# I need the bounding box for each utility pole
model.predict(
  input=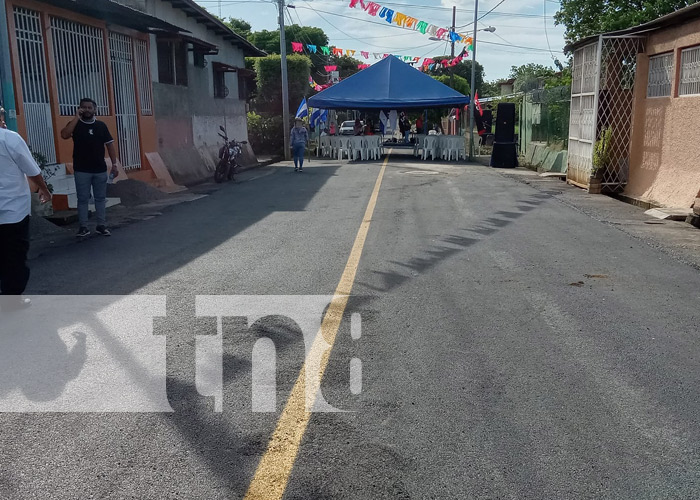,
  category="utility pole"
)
[450,5,456,89]
[468,0,478,160]
[278,0,291,160]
